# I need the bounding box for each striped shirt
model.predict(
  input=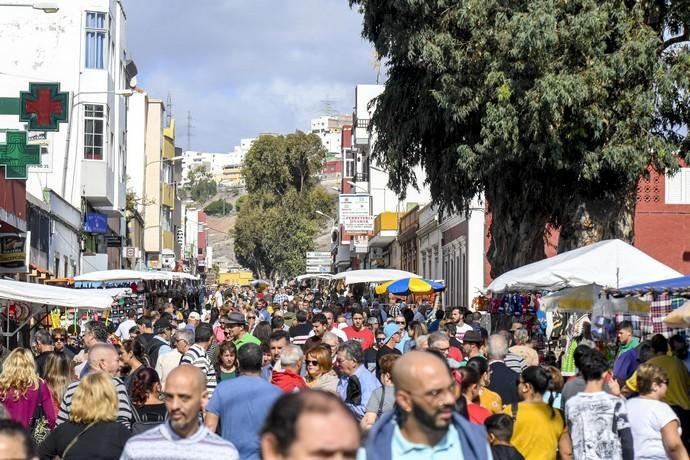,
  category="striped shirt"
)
[56,376,134,429]
[180,344,217,396]
[505,352,527,374]
[120,421,238,460]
